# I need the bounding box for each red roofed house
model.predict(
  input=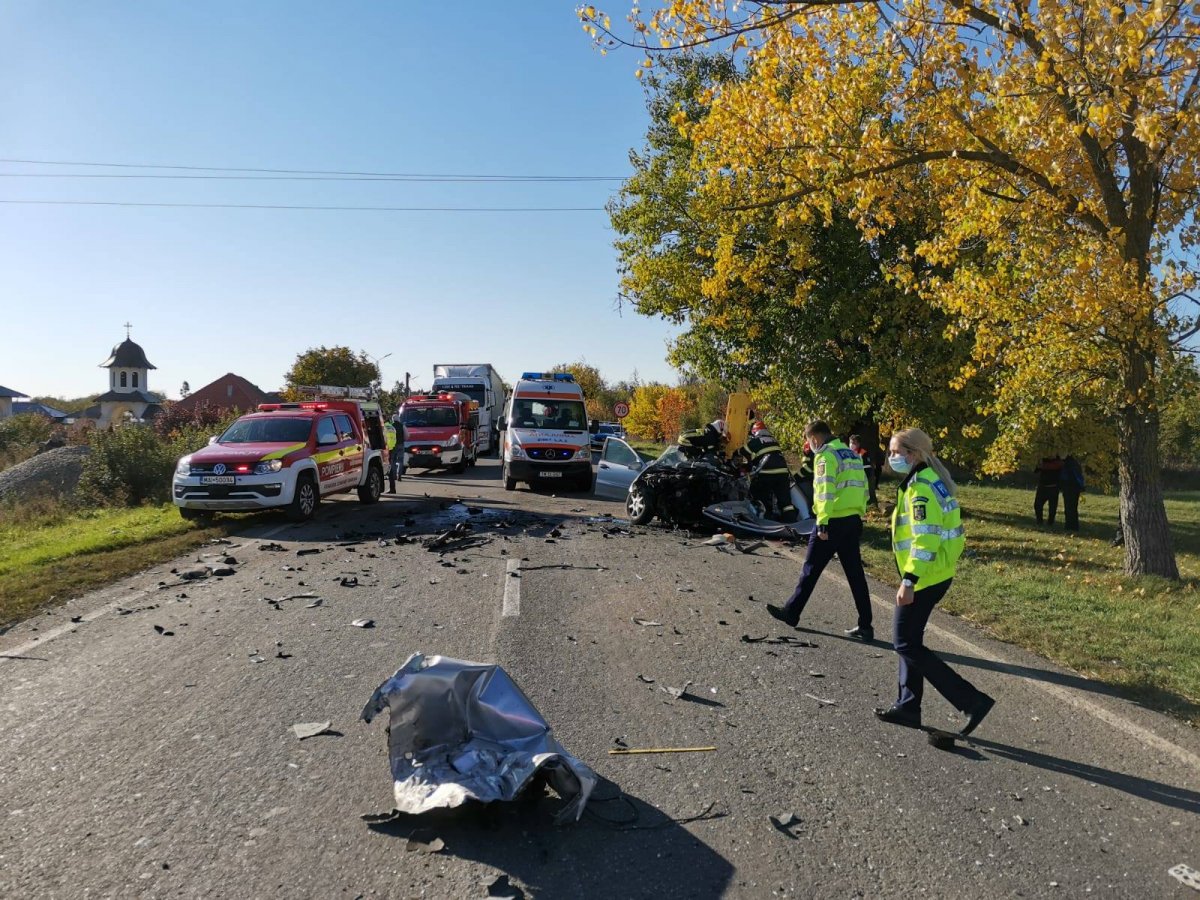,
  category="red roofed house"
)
[173,373,282,415]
